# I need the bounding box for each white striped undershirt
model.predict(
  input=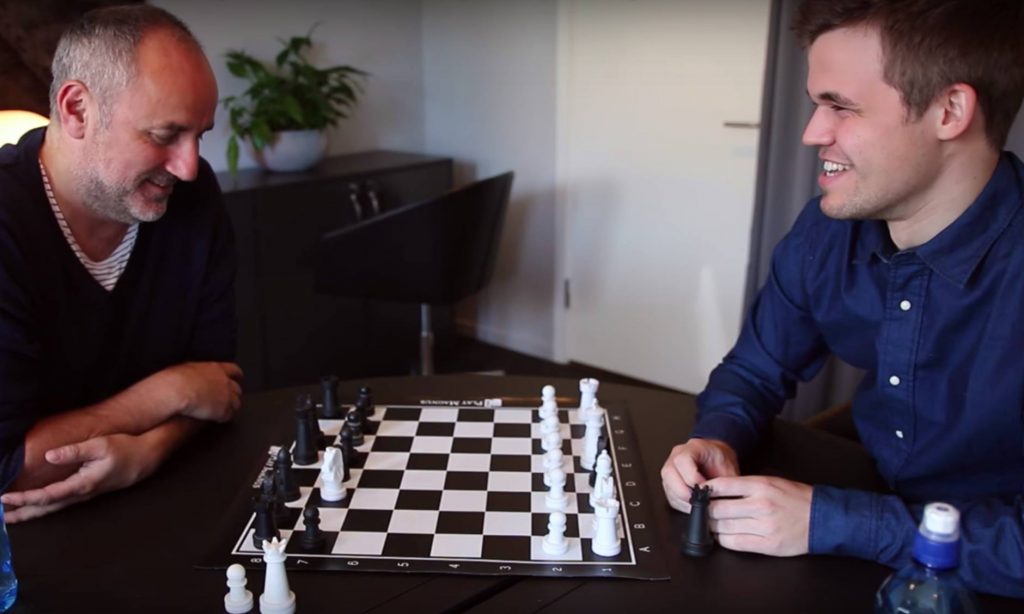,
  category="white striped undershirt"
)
[38,160,138,292]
